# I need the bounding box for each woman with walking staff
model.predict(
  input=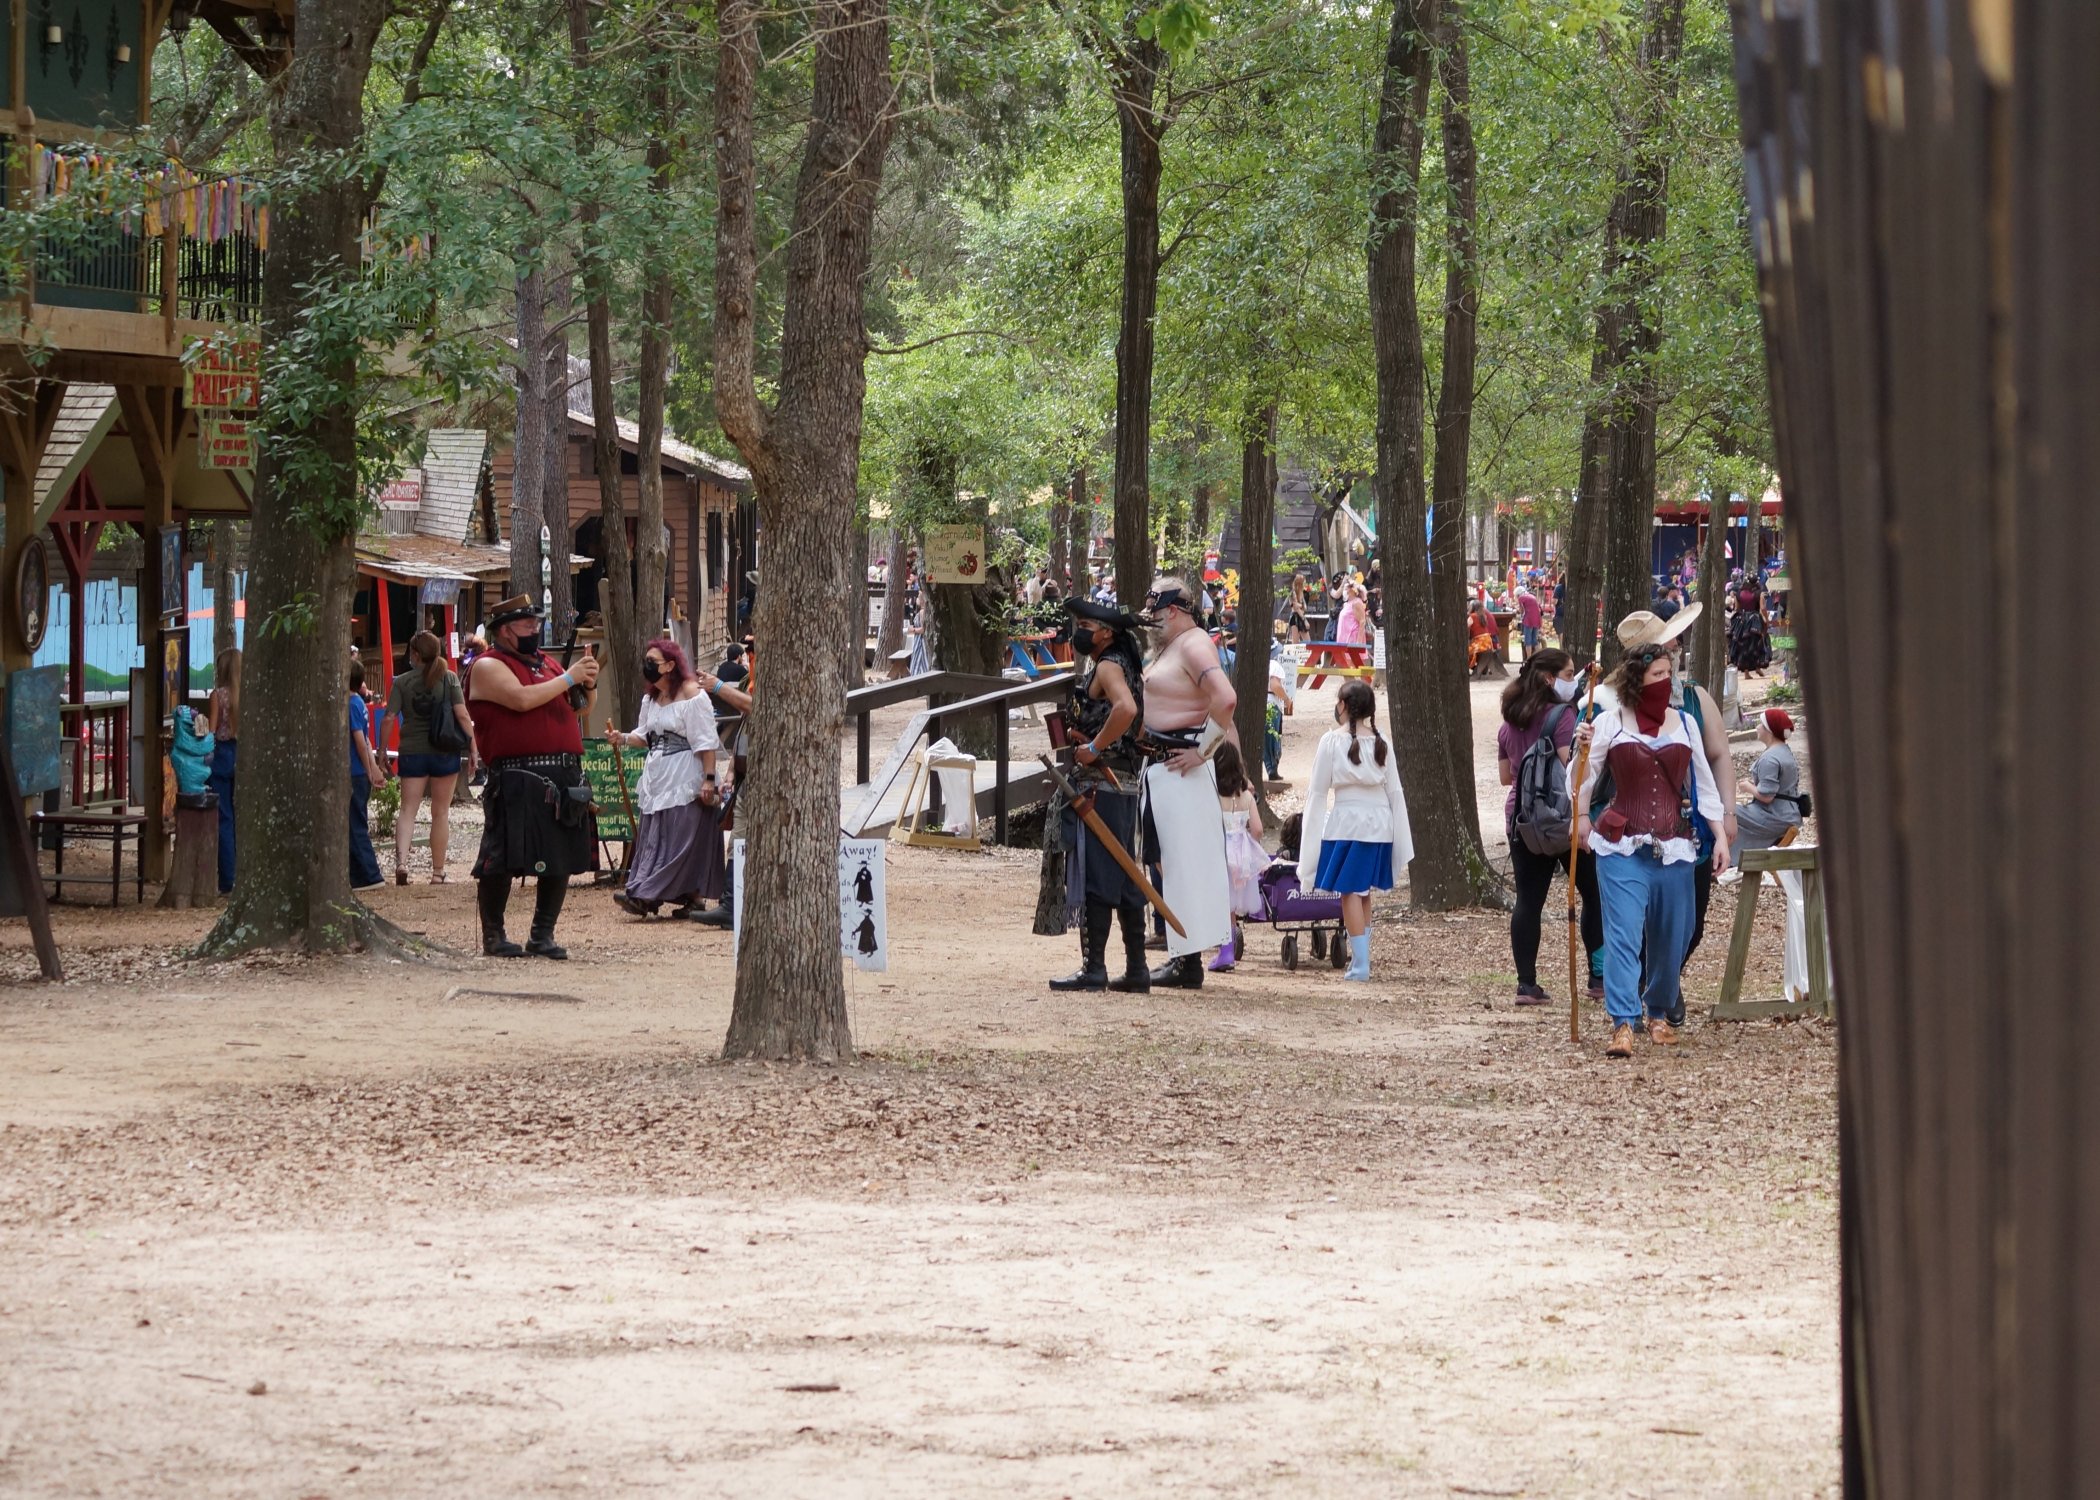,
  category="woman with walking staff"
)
[608,638,729,920]
[1575,611,1731,1056]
